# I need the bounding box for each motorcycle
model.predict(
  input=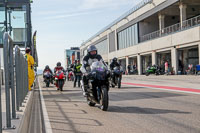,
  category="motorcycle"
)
[68,71,74,81]
[111,66,123,88]
[55,70,65,91]
[145,65,161,76]
[81,61,110,111]
[43,71,52,87]
[130,68,138,75]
